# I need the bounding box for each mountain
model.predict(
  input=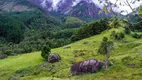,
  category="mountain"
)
[0,0,39,12]
[0,0,117,19]
[27,0,114,19]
